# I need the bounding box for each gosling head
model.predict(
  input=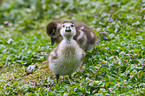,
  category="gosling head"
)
[60,20,76,39]
[46,20,61,45]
